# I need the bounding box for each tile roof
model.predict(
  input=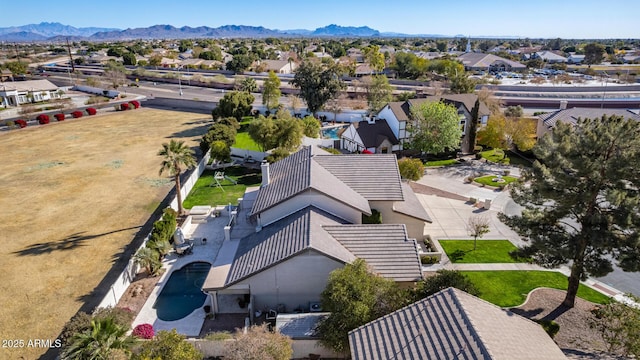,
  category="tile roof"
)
[457,52,526,70]
[394,182,432,223]
[250,147,371,216]
[536,51,567,62]
[353,120,399,148]
[314,154,404,201]
[323,224,422,282]
[539,108,640,128]
[224,206,354,288]
[349,287,567,360]
[261,59,290,71]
